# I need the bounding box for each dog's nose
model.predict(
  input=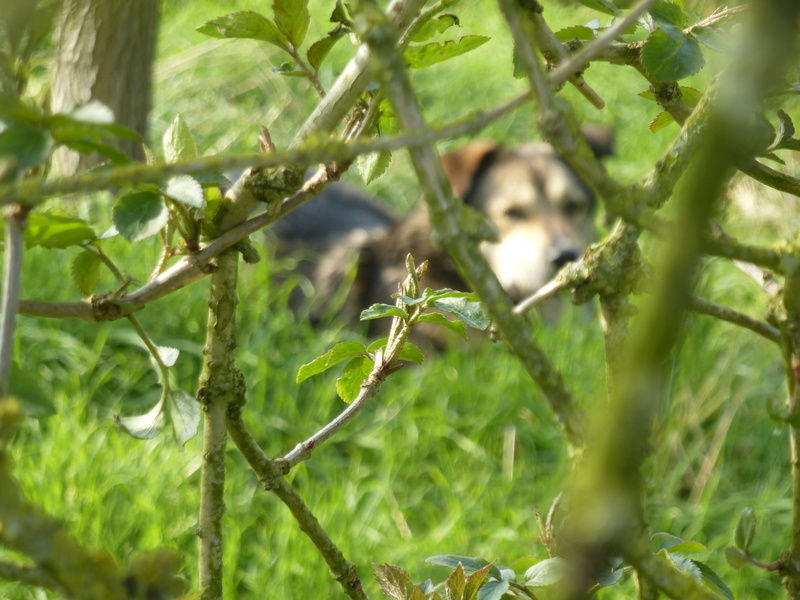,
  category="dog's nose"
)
[551,248,579,270]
